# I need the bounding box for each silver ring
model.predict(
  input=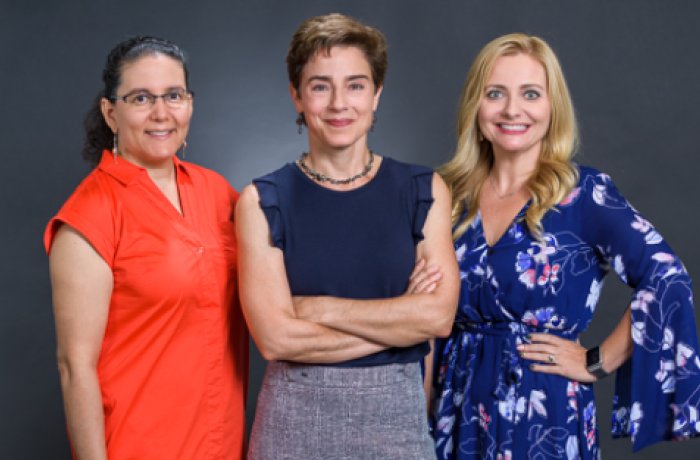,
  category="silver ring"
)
[547,354,556,364]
